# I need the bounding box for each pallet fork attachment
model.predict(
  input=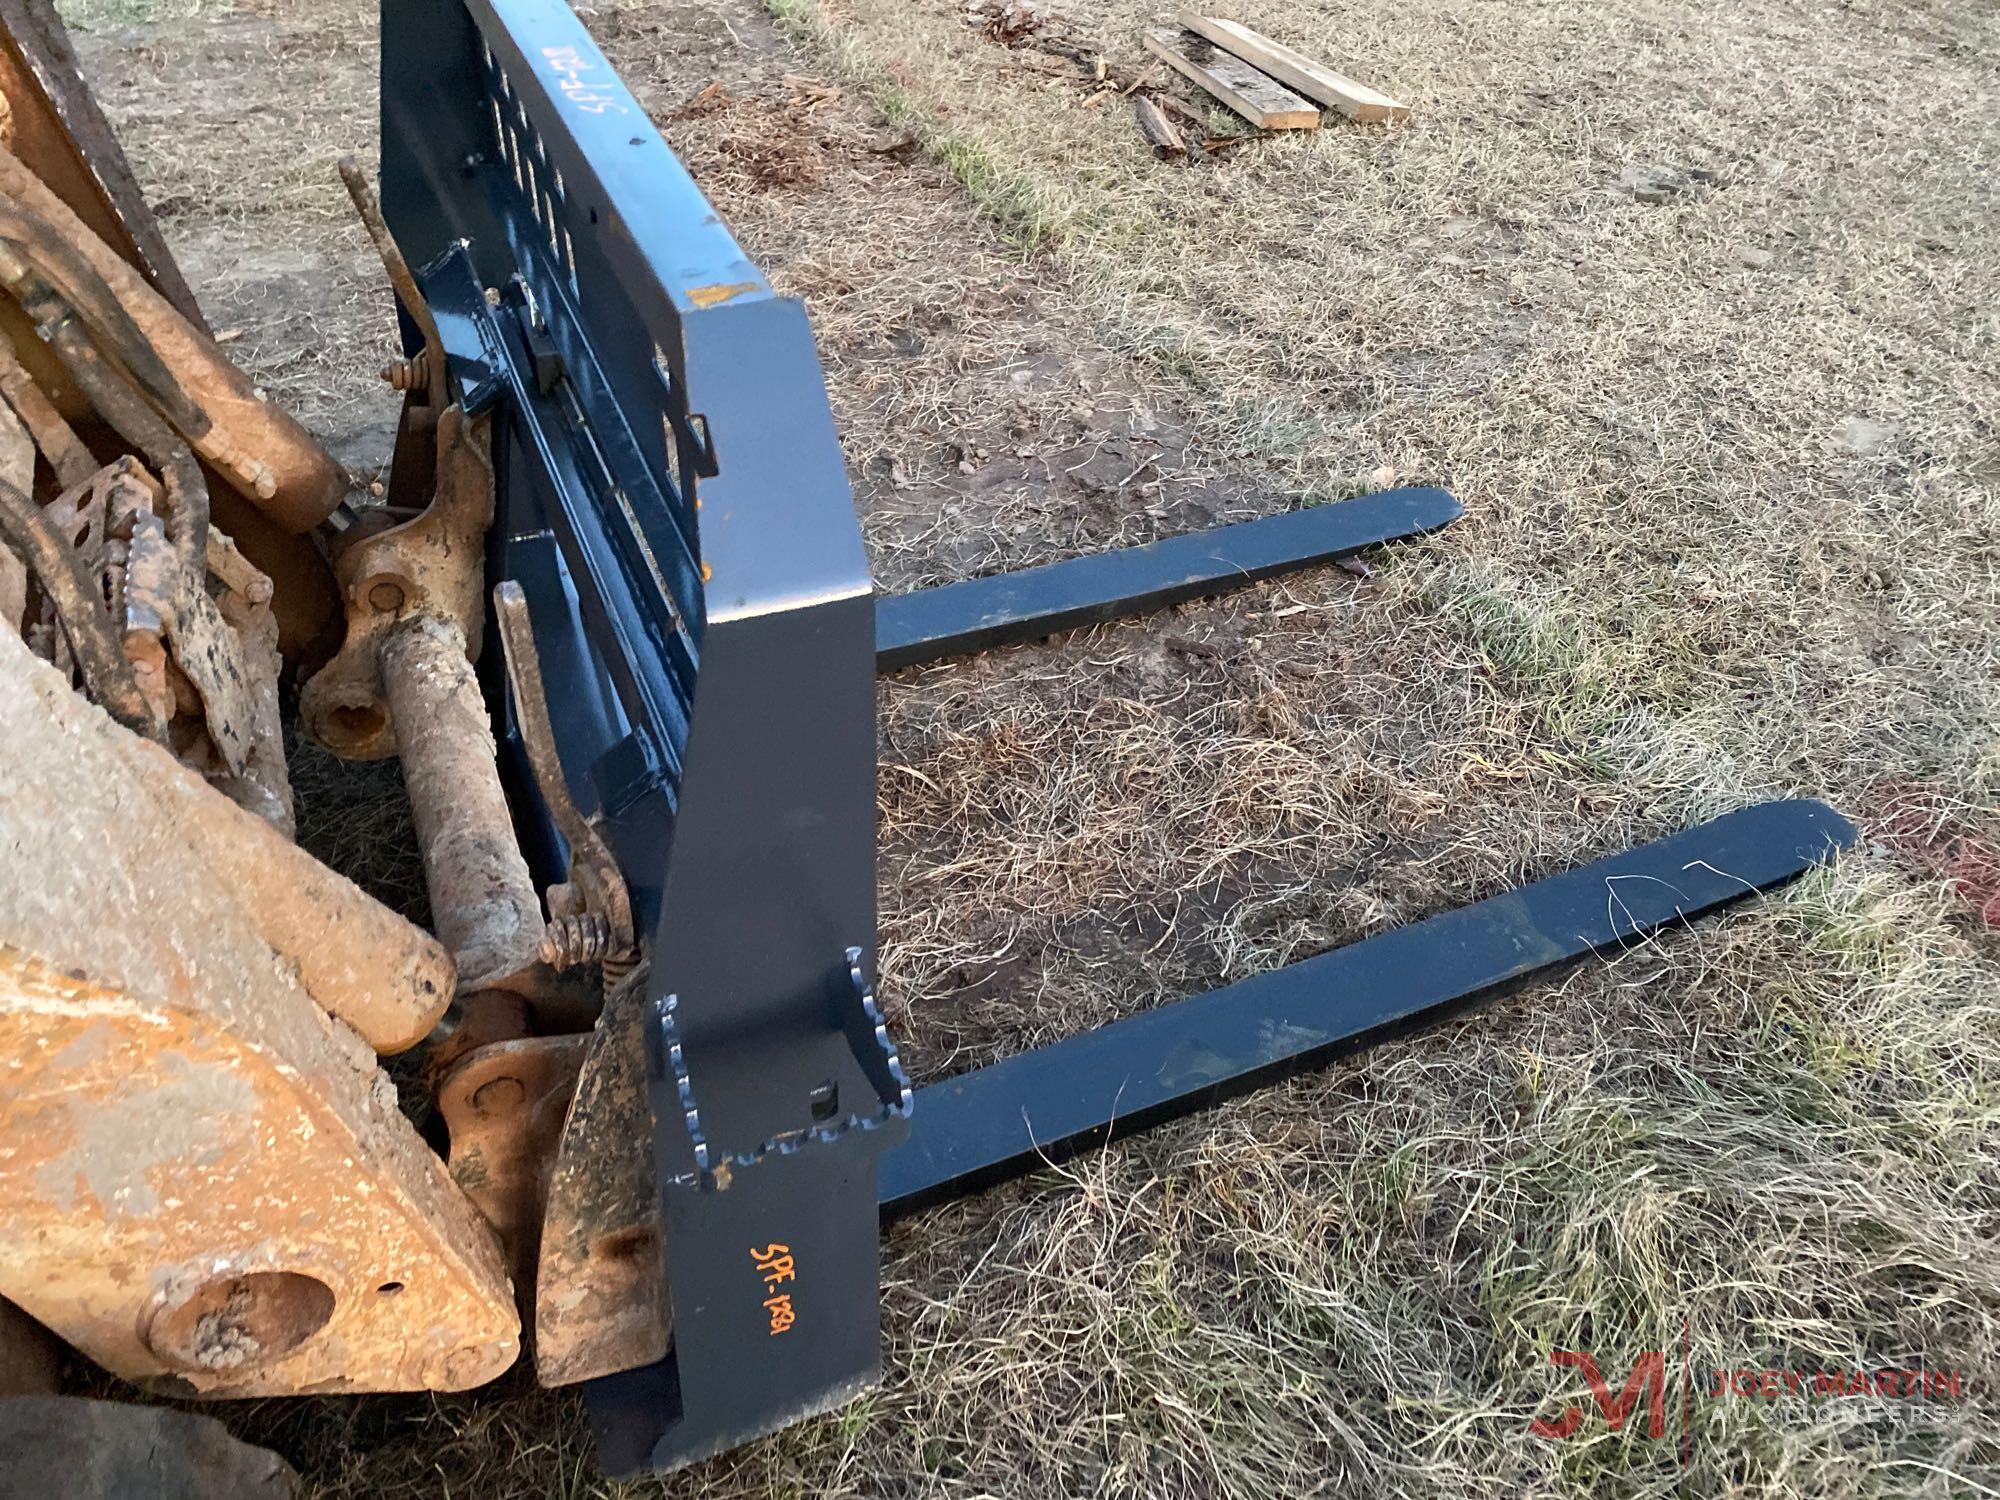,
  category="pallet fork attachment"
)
[381,0,1857,1474]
